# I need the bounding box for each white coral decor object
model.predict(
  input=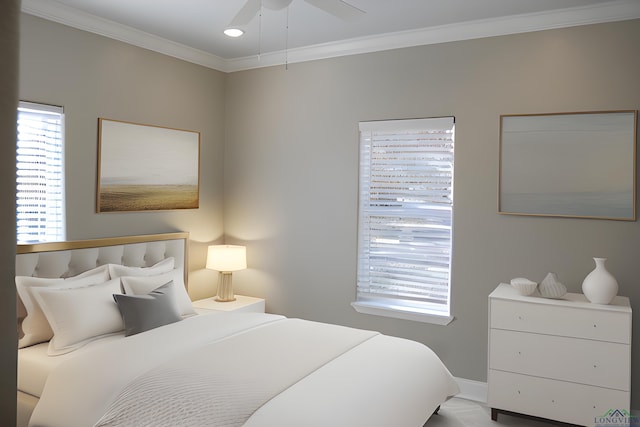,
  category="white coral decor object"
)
[510,277,537,295]
[538,272,567,299]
